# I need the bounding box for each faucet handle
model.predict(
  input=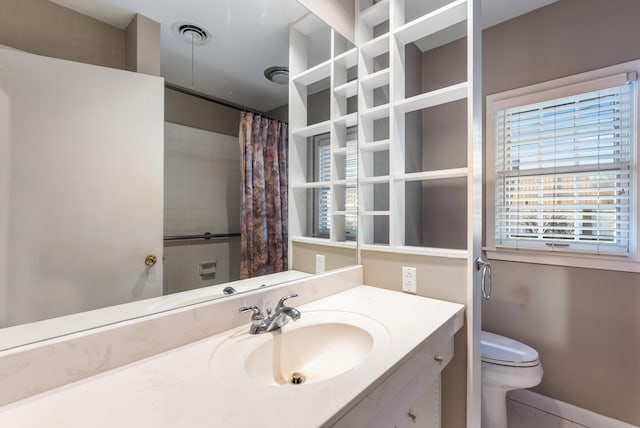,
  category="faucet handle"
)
[276,293,298,309]
[239,305,264,320]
